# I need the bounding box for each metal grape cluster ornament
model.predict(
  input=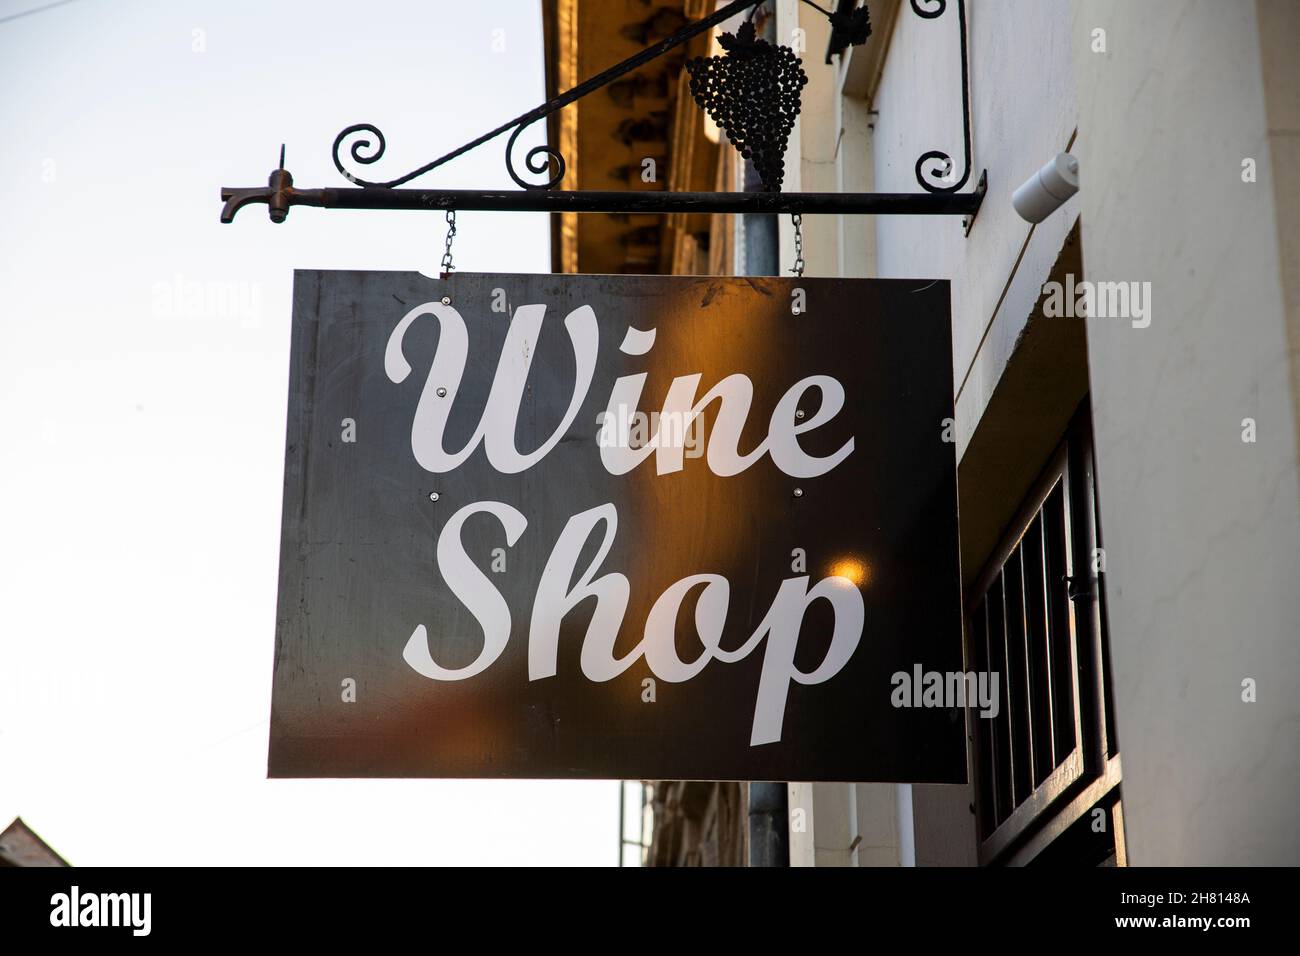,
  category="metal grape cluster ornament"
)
[686,21,808,192]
